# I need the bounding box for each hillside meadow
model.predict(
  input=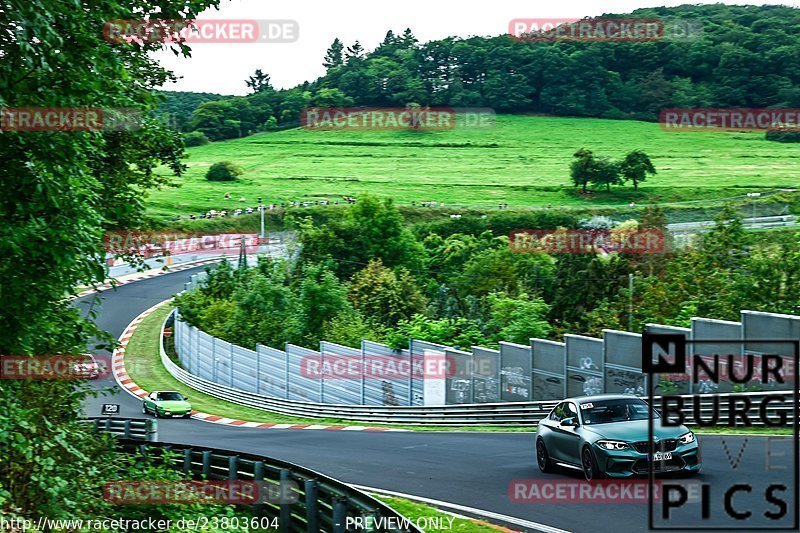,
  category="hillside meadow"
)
[146,114,799,218]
